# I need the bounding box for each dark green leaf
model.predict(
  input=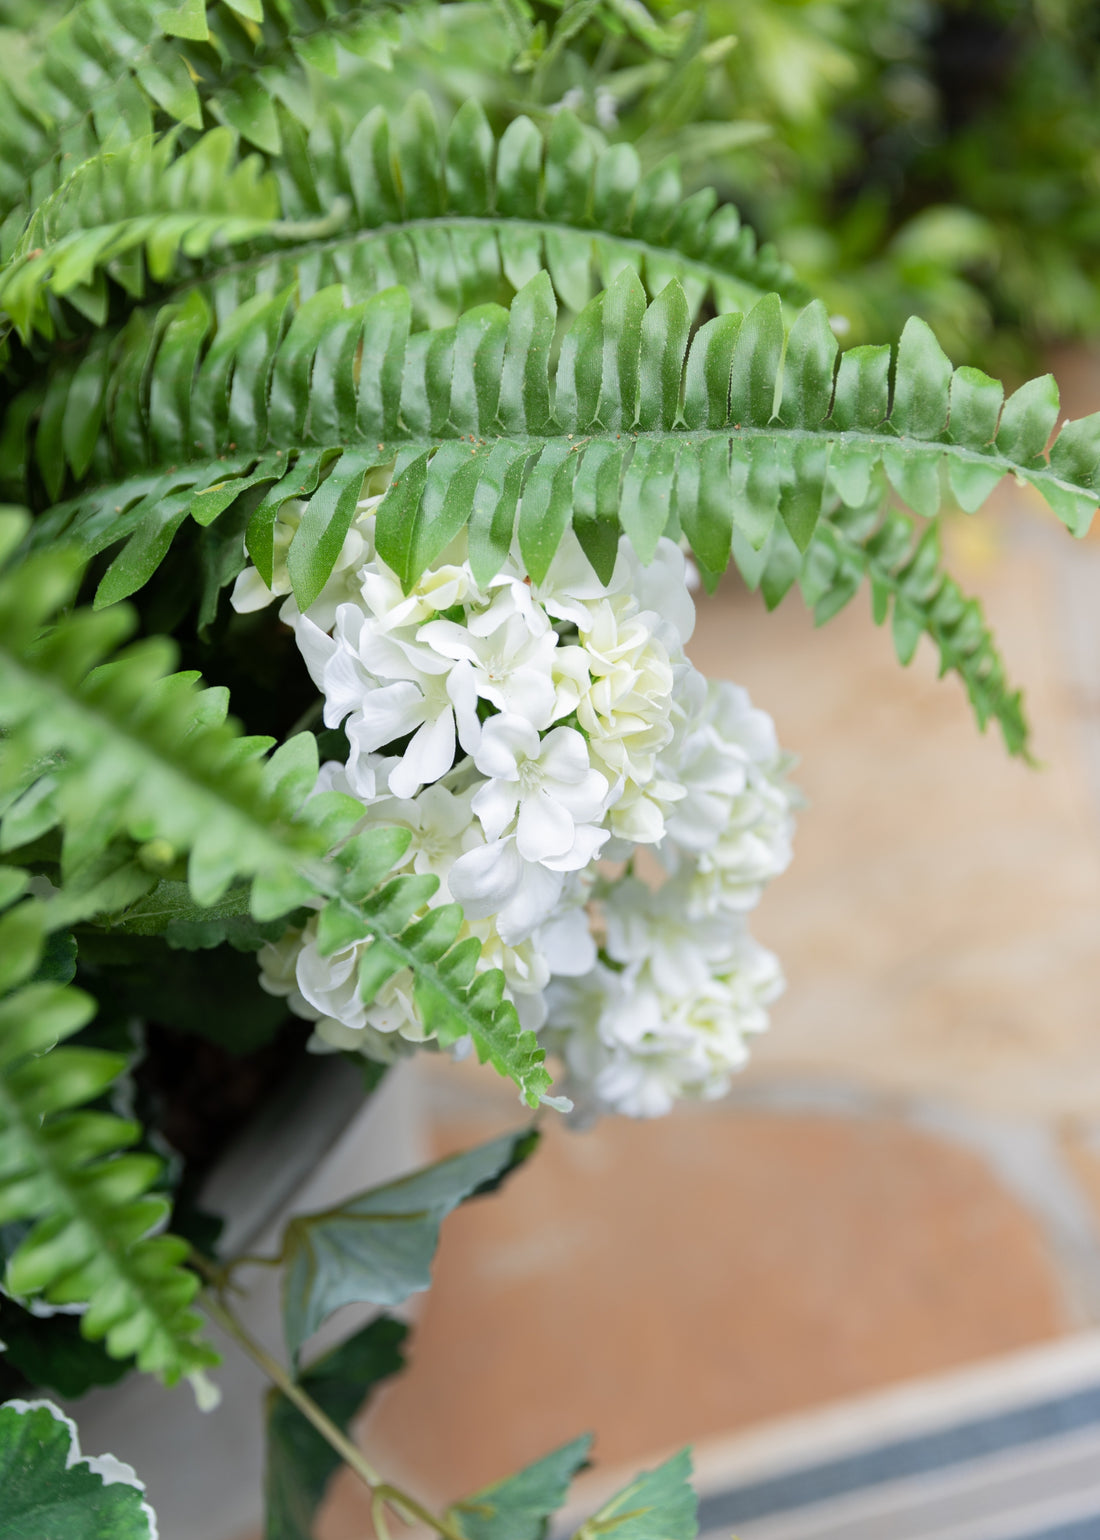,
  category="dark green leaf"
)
[0,1399,157,1539]
[450,1433,592,1540]
[281,1130,537,1356]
